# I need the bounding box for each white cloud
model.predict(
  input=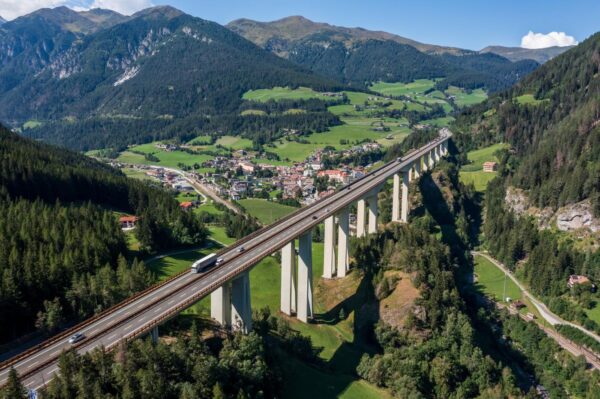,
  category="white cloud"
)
[521,31,578,49]
[0,0,68,20]
[0,0,152,20]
